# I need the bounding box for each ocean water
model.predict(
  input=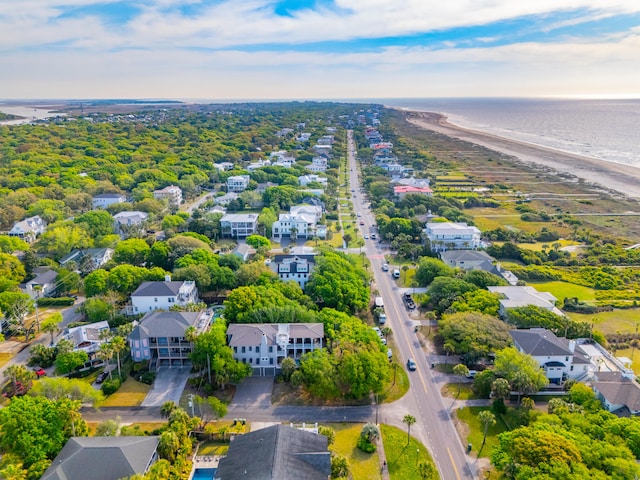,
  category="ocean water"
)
[384,98,640,170]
